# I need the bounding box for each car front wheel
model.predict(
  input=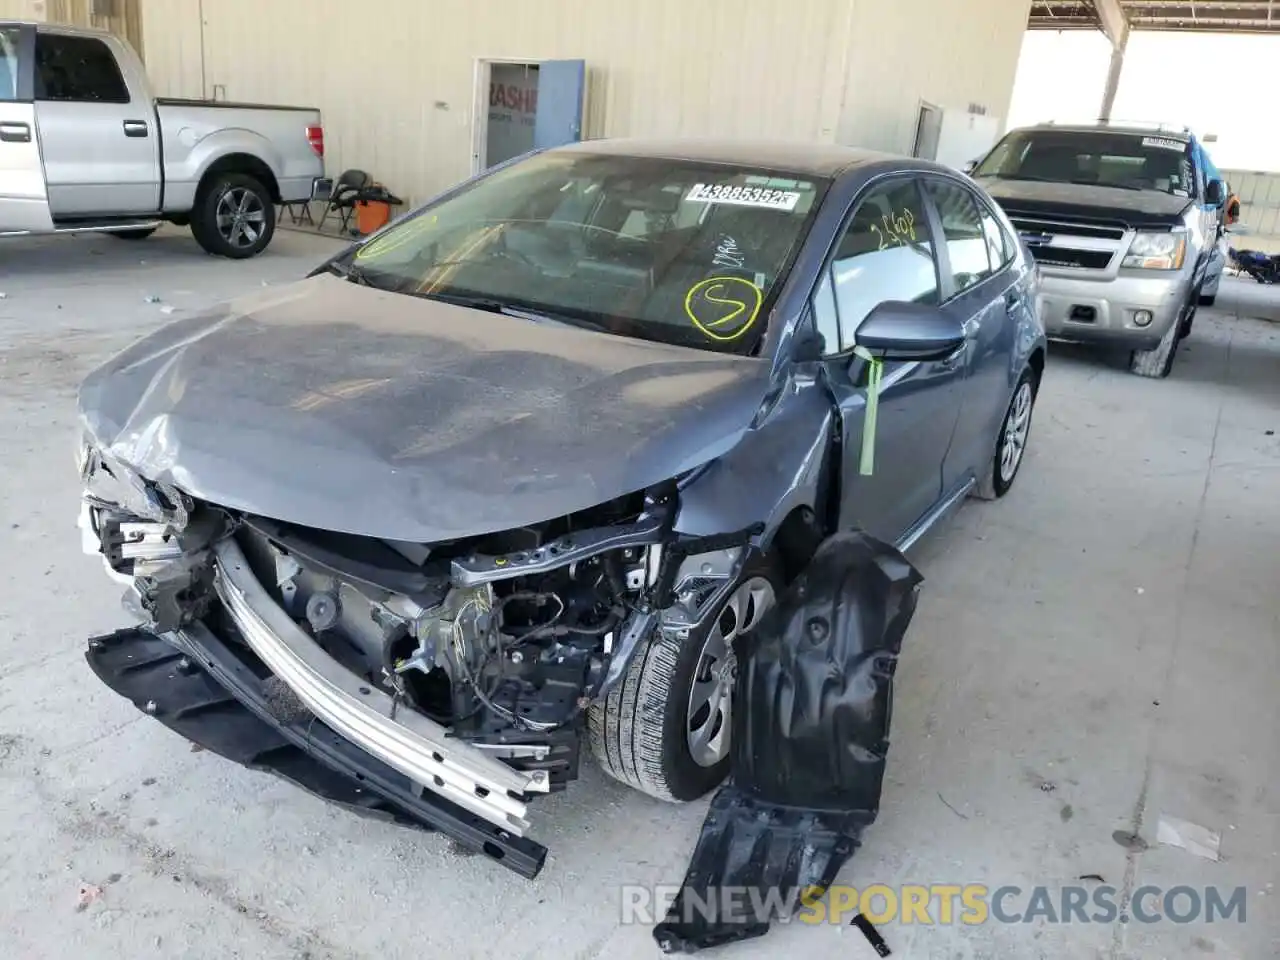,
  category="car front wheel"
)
[588,553,780,802]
